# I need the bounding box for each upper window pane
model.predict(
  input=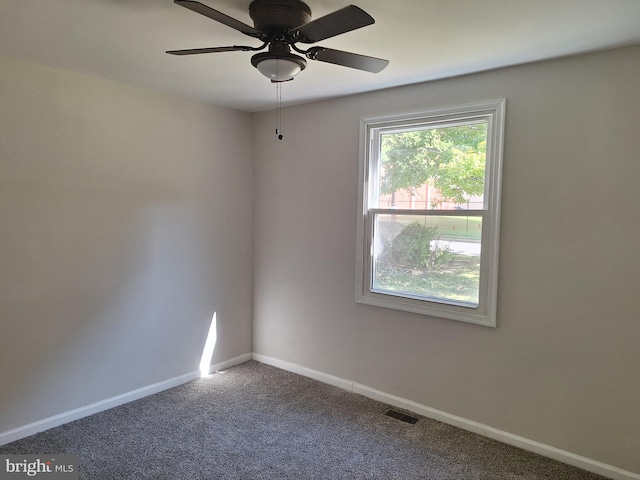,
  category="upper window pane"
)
[376,122,487,210]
